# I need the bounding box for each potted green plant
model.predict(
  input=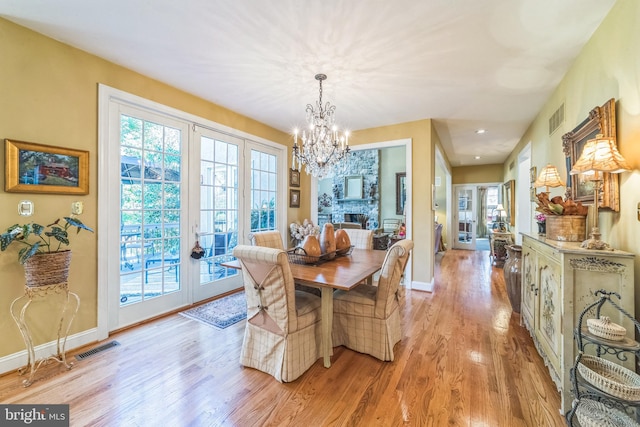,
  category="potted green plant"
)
[1,216,93,287]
